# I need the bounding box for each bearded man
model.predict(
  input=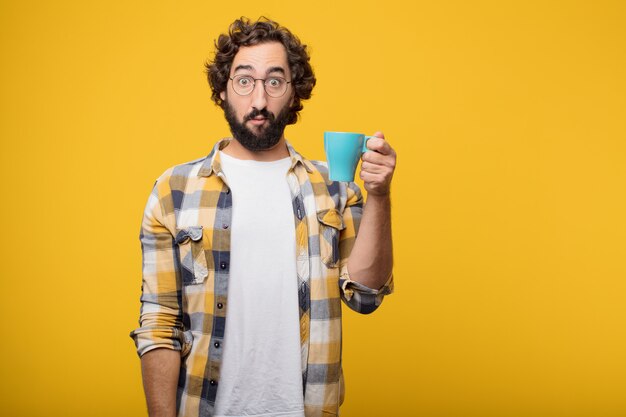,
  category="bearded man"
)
[131,17,396,417]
